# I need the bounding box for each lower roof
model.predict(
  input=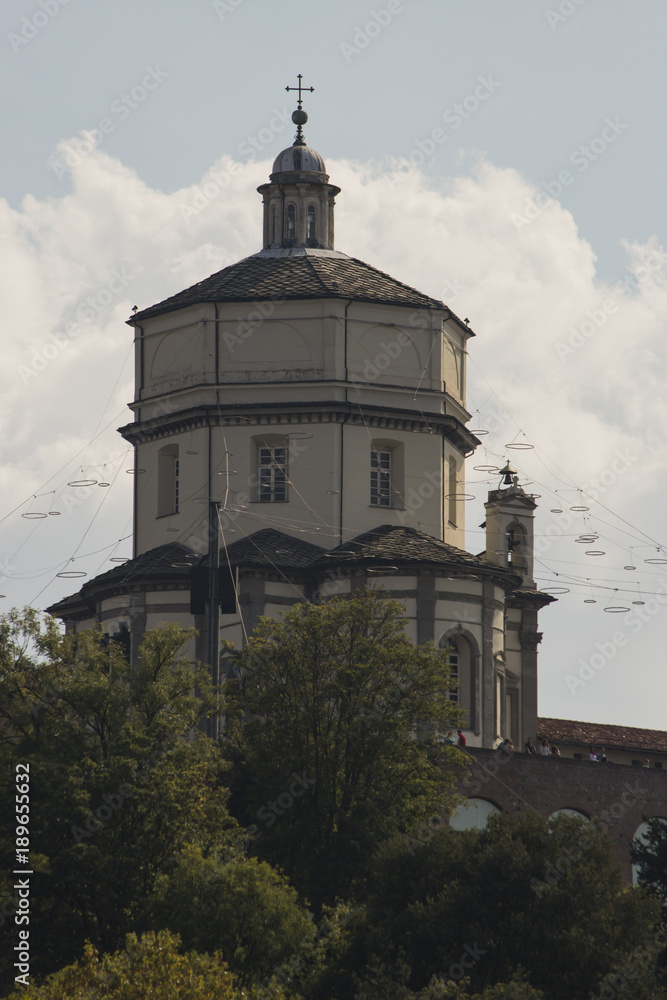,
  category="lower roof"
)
[47,524,522,620]
[538,716,667,755]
